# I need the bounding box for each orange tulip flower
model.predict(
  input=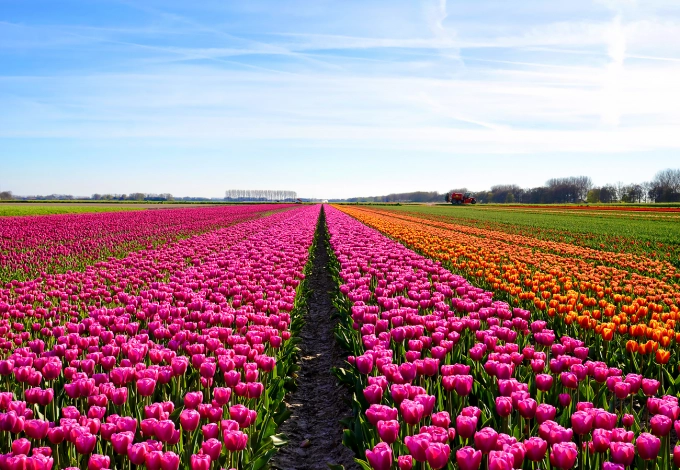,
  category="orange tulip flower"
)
[655,349,671,365]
